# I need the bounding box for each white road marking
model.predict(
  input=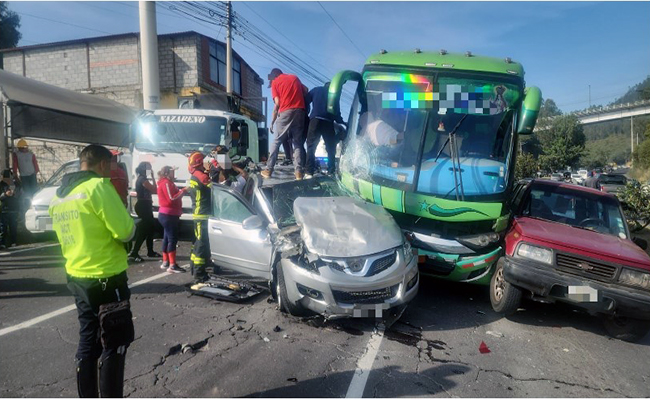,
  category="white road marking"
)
[0,266,187,337]
[0,243,60,256]
[346,324,385,398]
